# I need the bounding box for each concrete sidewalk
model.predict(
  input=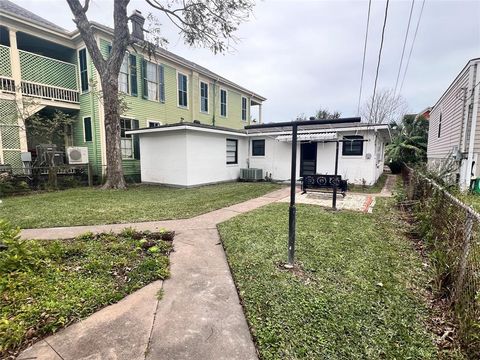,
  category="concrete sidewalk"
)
[18,187,290,360]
